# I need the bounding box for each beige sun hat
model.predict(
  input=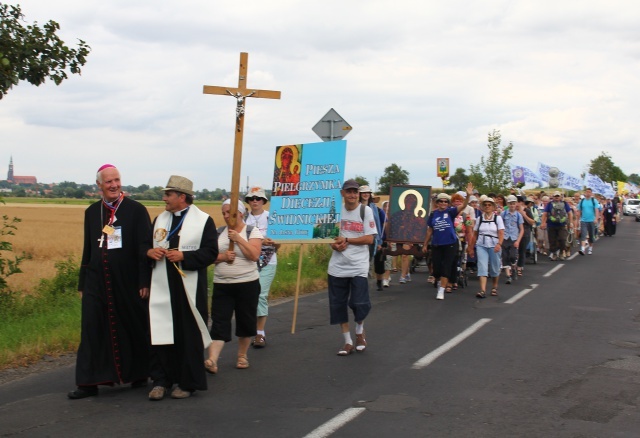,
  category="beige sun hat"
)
[482,197,497,207]
[436,193,451,201]
[162,175,194,195]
